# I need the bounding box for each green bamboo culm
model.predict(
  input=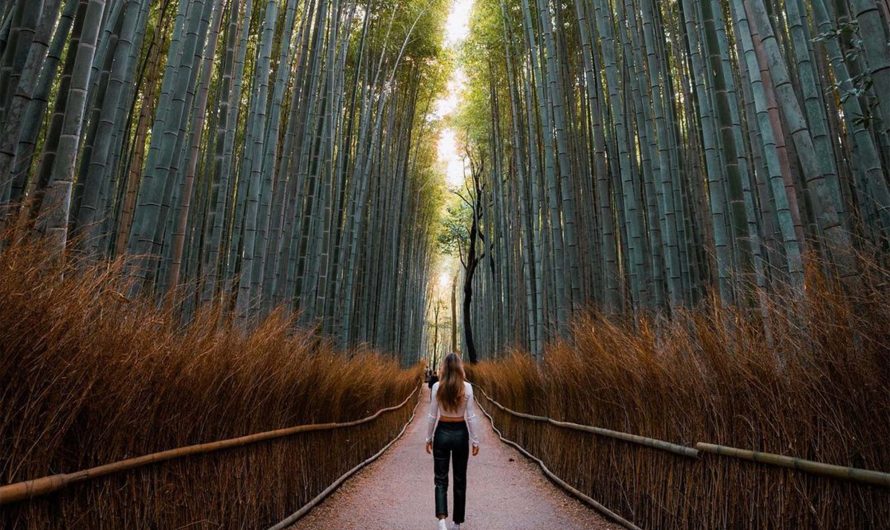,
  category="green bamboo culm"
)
[0,0,450,361]
[453,0,890,355]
